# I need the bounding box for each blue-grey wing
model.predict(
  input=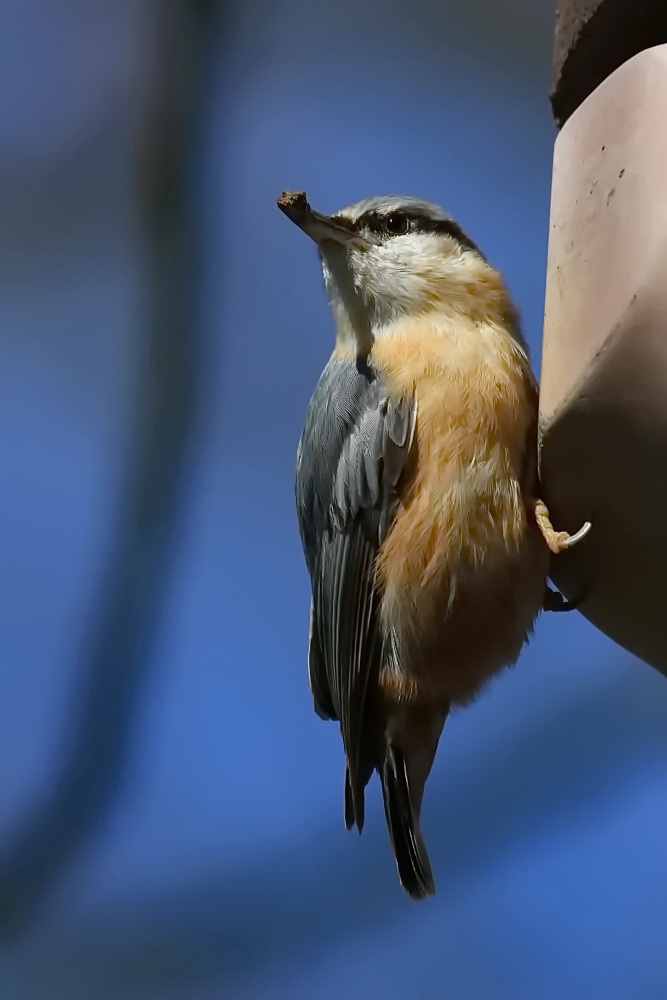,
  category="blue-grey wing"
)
[295,356,415,823]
